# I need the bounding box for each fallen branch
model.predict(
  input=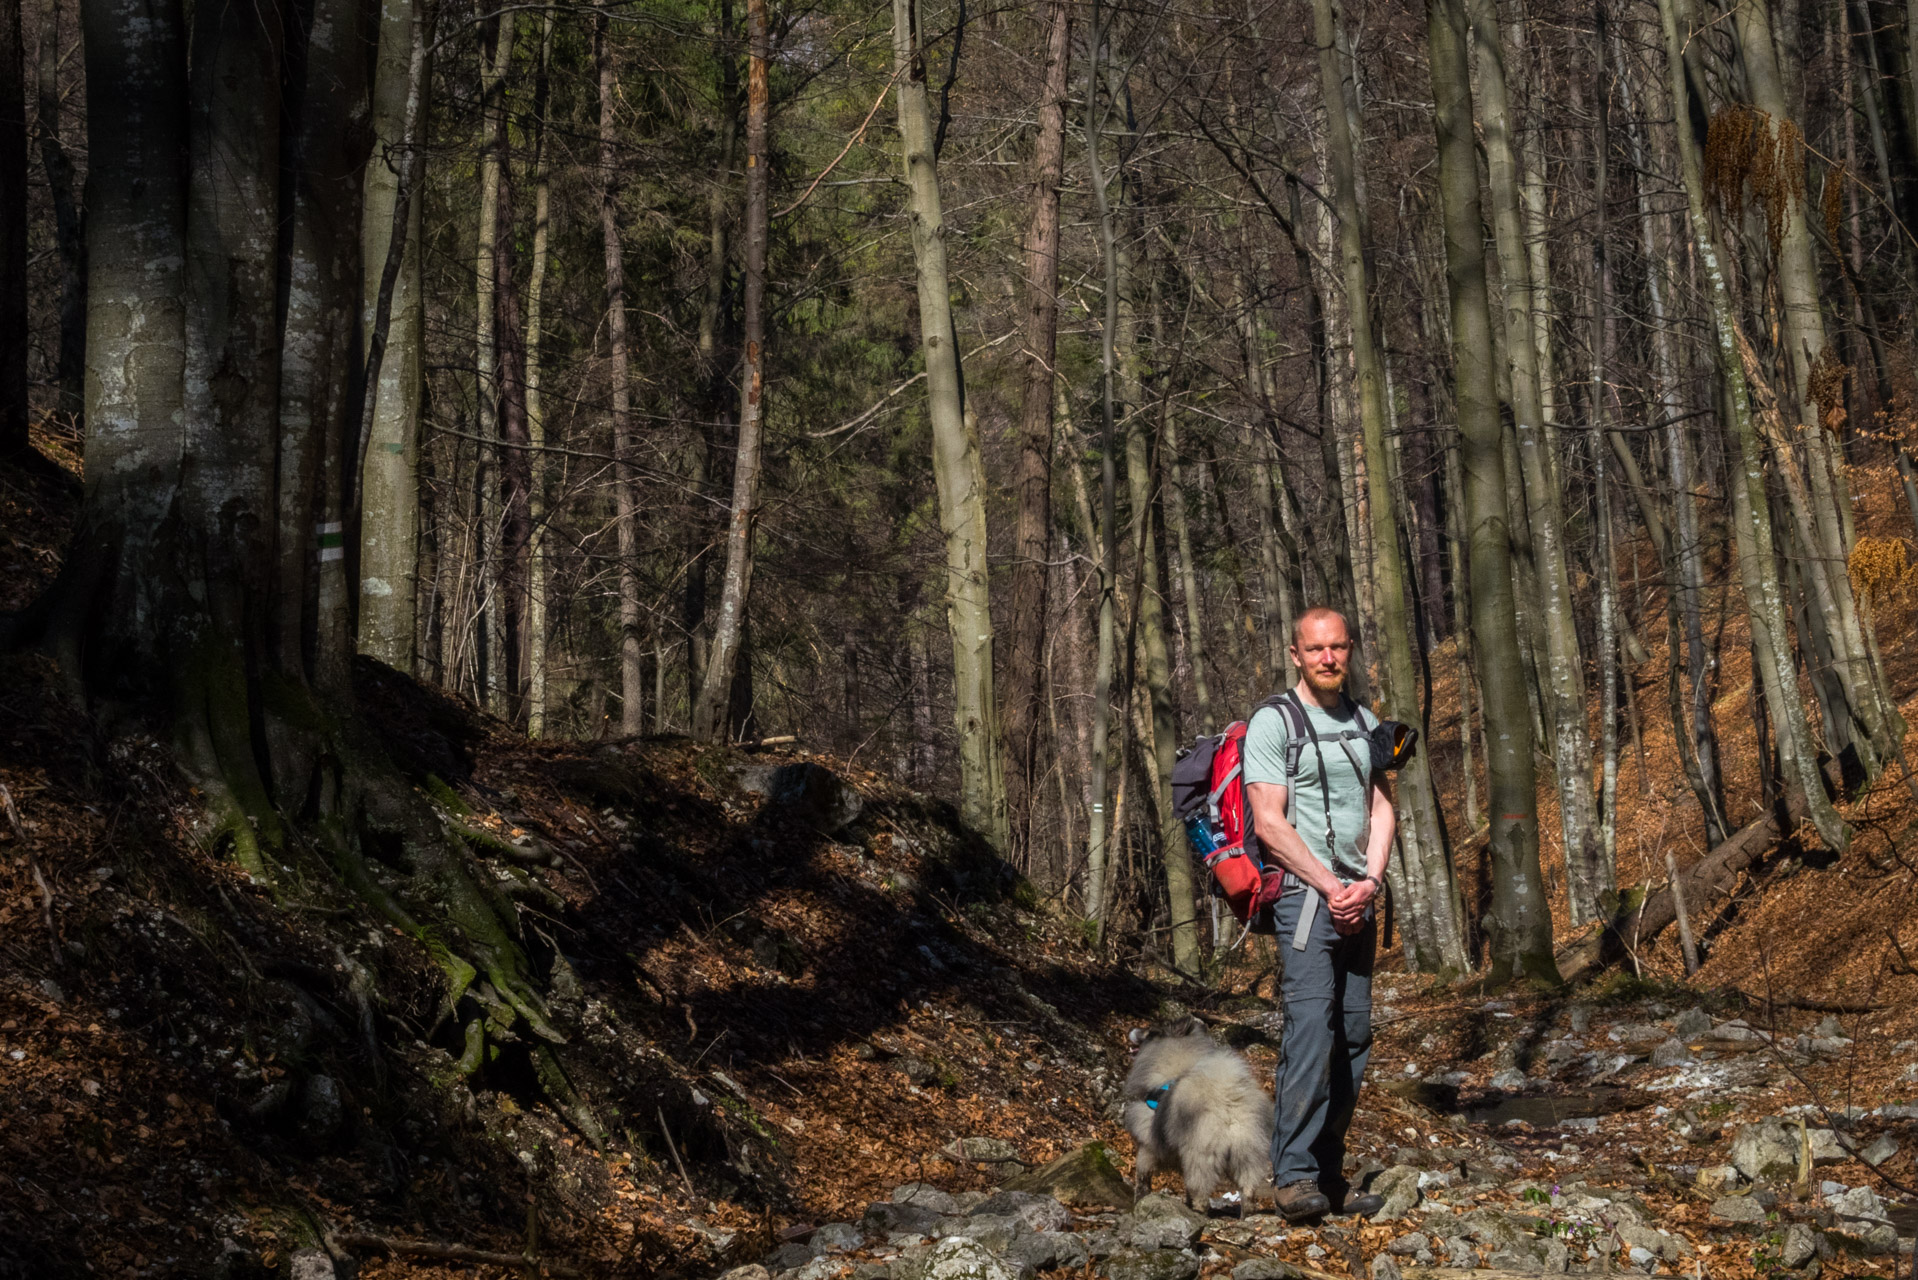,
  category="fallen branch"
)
[1734,990,1884,1015]
[333,1232,581,1277]
[1556,792,1804,984]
